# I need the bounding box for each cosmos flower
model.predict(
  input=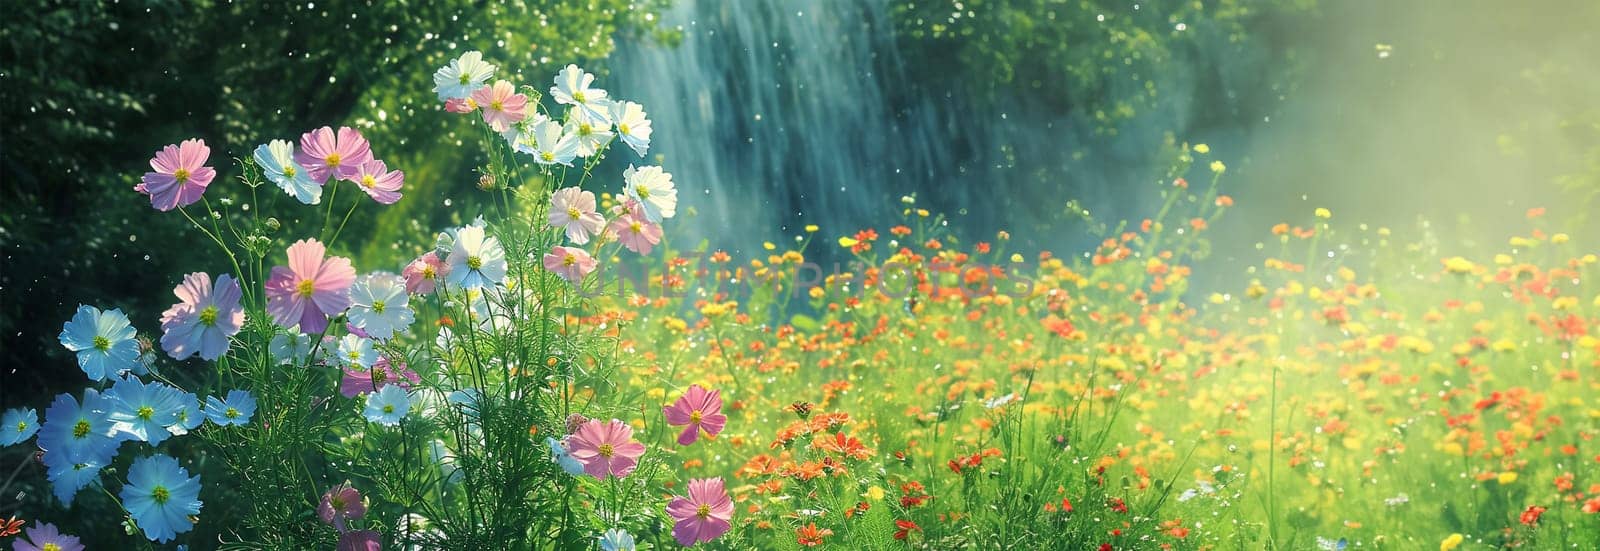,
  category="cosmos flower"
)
[269,332,314,365]
[600,528,637,551]
[295,126,374,184]
[337,530,382,551]
[319,482,367,532]
[609,101,652,157]
[548,187,606,245]
[520,120,578,166]
[546,437,586,476]
[58,304,140,381]
[159,272,245,361]
[401,252,450,295]
[347,273,414,340]
[37,391,118,505]
[666,477,733,547]
[663,385,727,446]
[352,160,404,205]
[336,334,378,369]
[364,384,411,426]
[120,455,203,543]
[445,225,507,289]
[202,390,256,426]
[136,139,215,212]
[106,377,184,446]
[10,522,85,551]
[622,165,677,223]
[265,239,356,334]
[606,204,662,255]
[542,246,598,284]
[254,139,321,205]
[168,392,203,437]
[565,419,646,479]
[470,80,527,132]
[564,109,614,158]
[1,407,39,447]
[444,97,478,113]
[432,50,496,101]
[339,357,420,398]
[550,64,610,121]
